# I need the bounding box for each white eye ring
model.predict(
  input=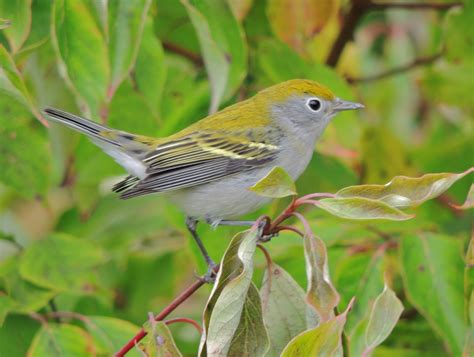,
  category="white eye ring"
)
[306,98,322,112]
